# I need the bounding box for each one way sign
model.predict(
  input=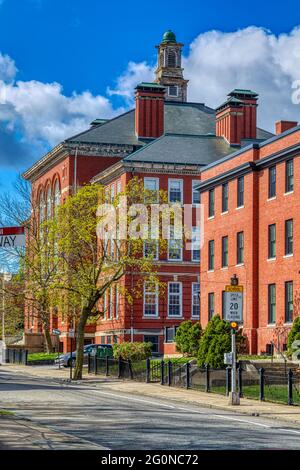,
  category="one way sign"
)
[0,227,25,249]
